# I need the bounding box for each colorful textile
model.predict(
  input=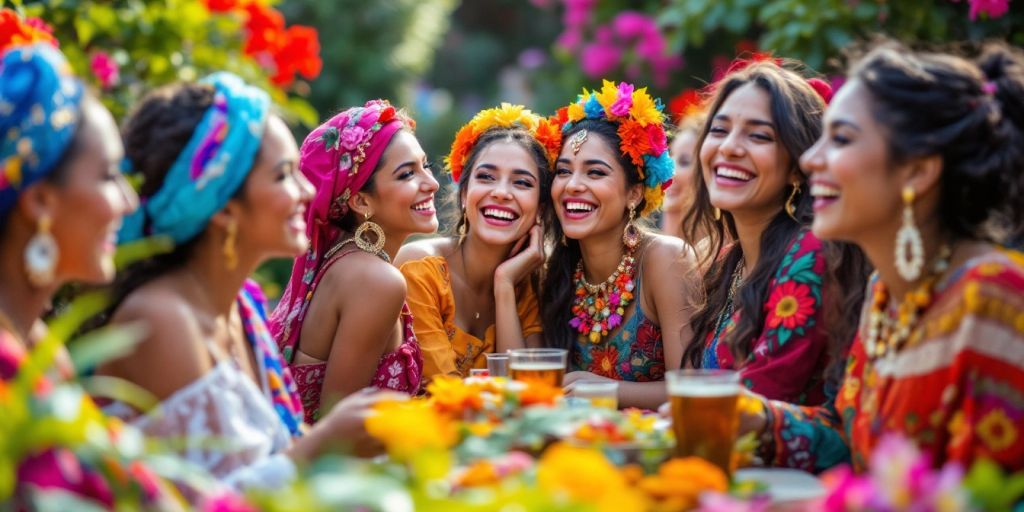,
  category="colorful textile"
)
[762,248,1024,473]
[237,280,304,437]
[270,99,413,355]
[703,230,829,405]
[118,72,269,245]
[570,262,665,382]
[280,246,422,424]
[400,255,543,379]
[0,44,82,221]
